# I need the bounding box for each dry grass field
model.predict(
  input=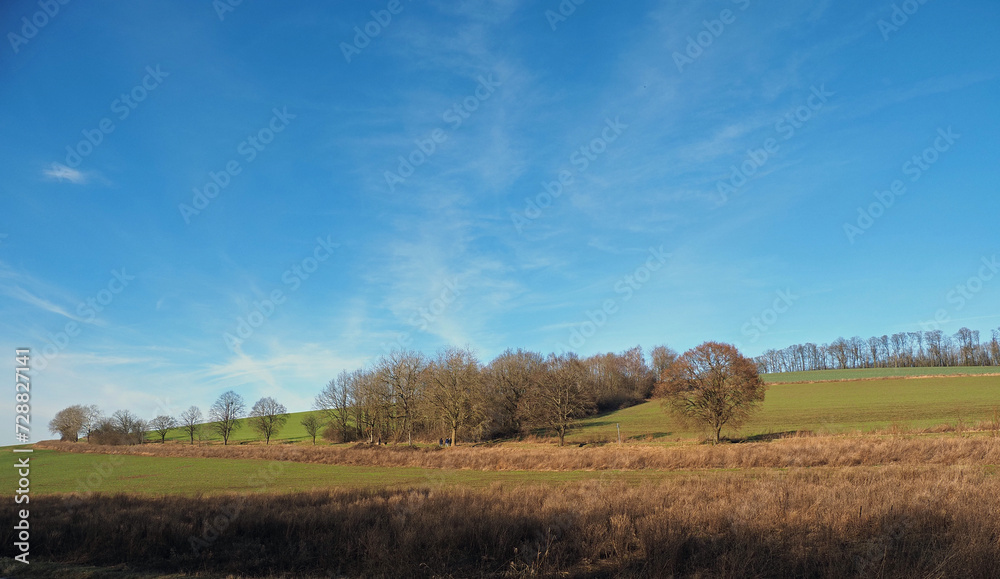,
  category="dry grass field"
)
[4,463,999,578]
